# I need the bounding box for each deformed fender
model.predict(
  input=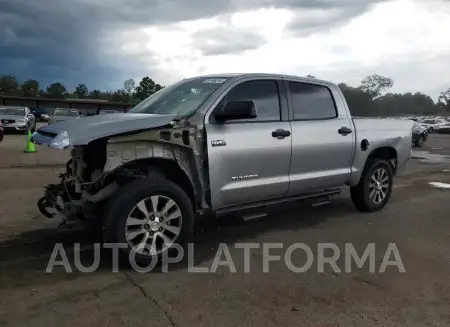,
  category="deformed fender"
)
[102,128,209,210]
